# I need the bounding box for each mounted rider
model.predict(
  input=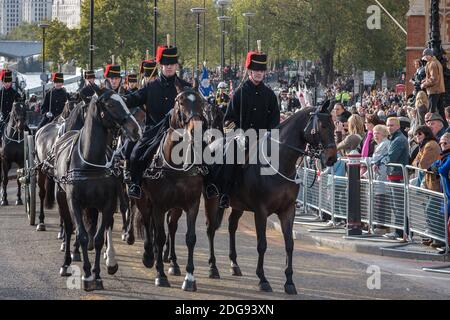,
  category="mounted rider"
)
[140,59,158,88]
[208,43,280,209]
[37,73,69,130]
[0,69,21,136]
[103,64,126,94]
[216,81,230,114]
[79,70,96,104]
[124,43,191,199]
[125,73,139,93]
